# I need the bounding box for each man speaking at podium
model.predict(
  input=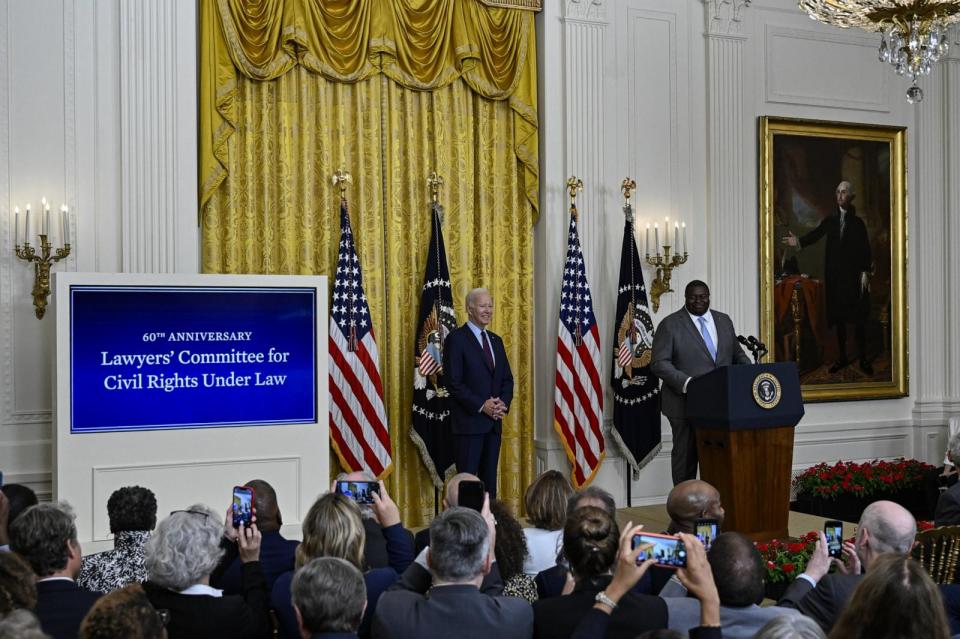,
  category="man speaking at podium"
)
[652,280,750,485]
